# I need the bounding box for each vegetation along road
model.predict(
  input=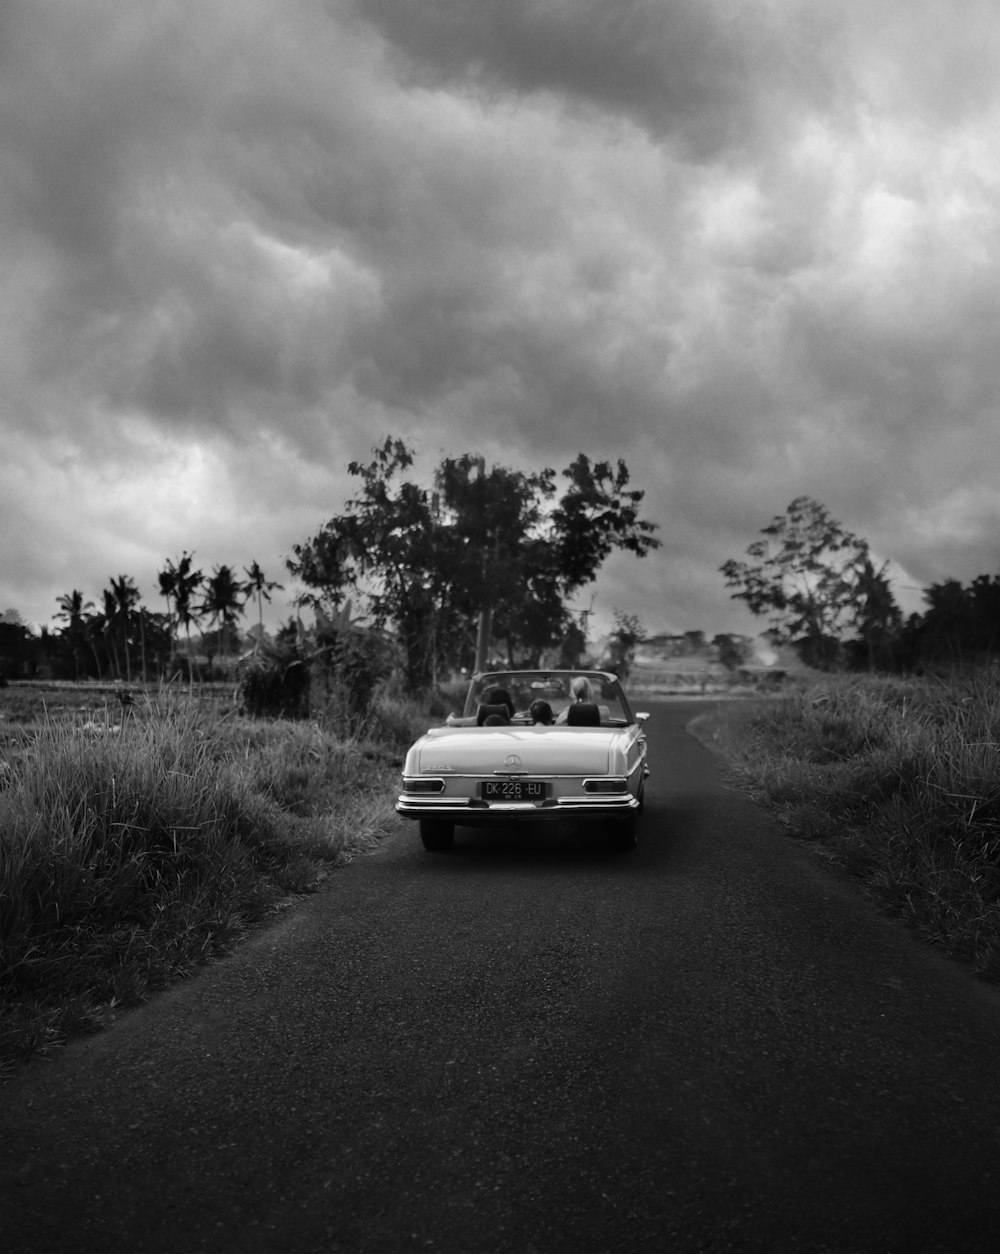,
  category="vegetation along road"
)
[3,700,1000,1253]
